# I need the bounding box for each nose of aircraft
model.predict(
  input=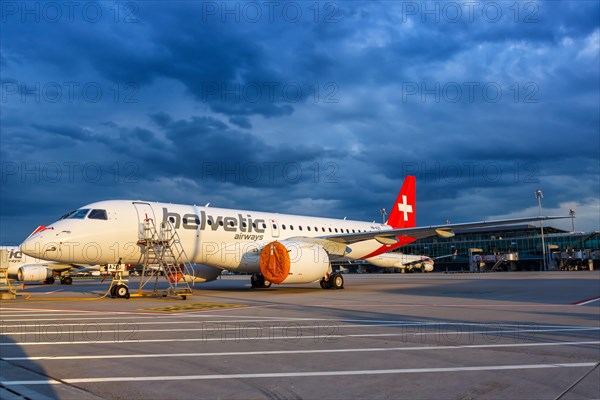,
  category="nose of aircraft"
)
[20,226,61,261]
